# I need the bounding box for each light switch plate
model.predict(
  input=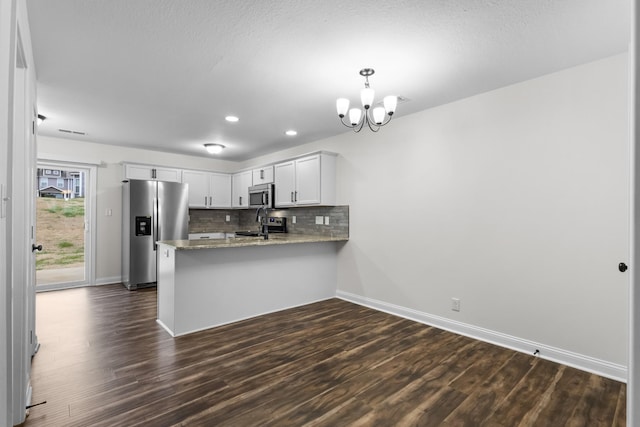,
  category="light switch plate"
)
[324,216,330,225]
[225,215,230,222]
[292,215,297,224]
[315,216,324,225]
